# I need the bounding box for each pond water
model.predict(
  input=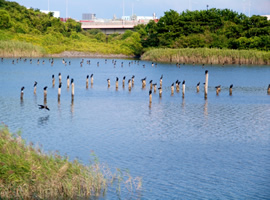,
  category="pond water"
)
[0,58,270,199]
